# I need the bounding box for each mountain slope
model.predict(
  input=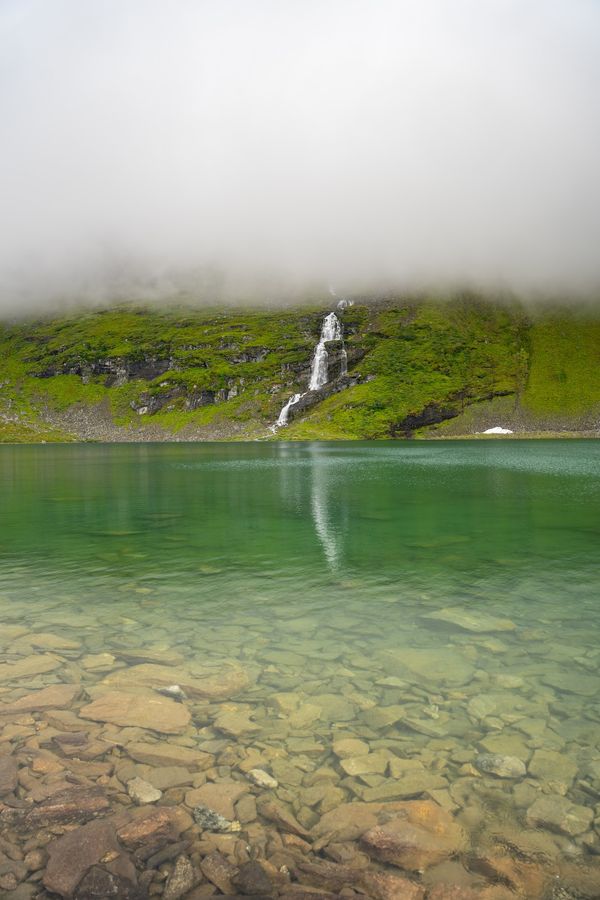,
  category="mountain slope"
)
[0,296,598,441]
